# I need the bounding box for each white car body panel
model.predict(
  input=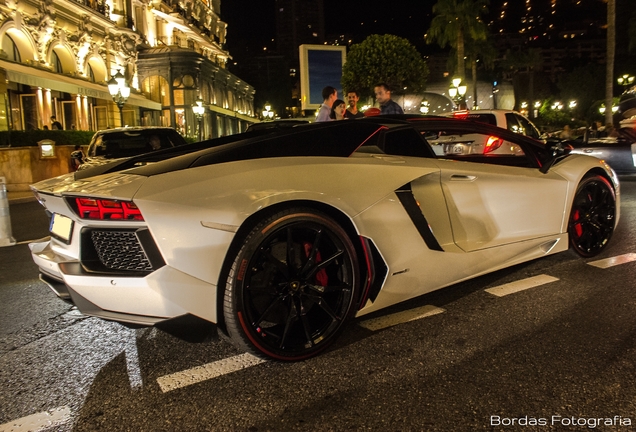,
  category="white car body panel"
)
[29,145,619,327]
